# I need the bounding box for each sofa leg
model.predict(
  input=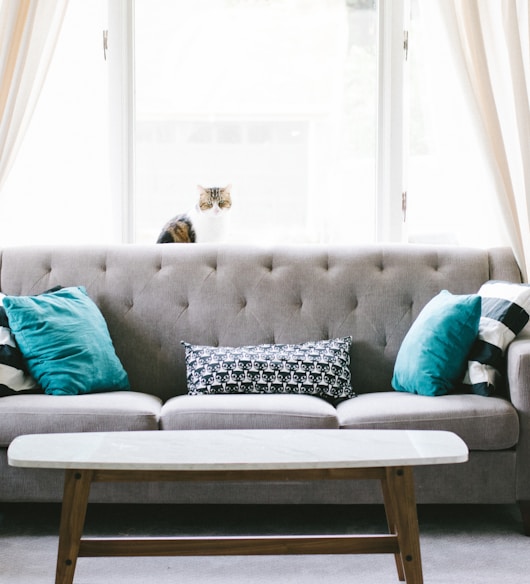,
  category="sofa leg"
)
[518,500,530,536]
